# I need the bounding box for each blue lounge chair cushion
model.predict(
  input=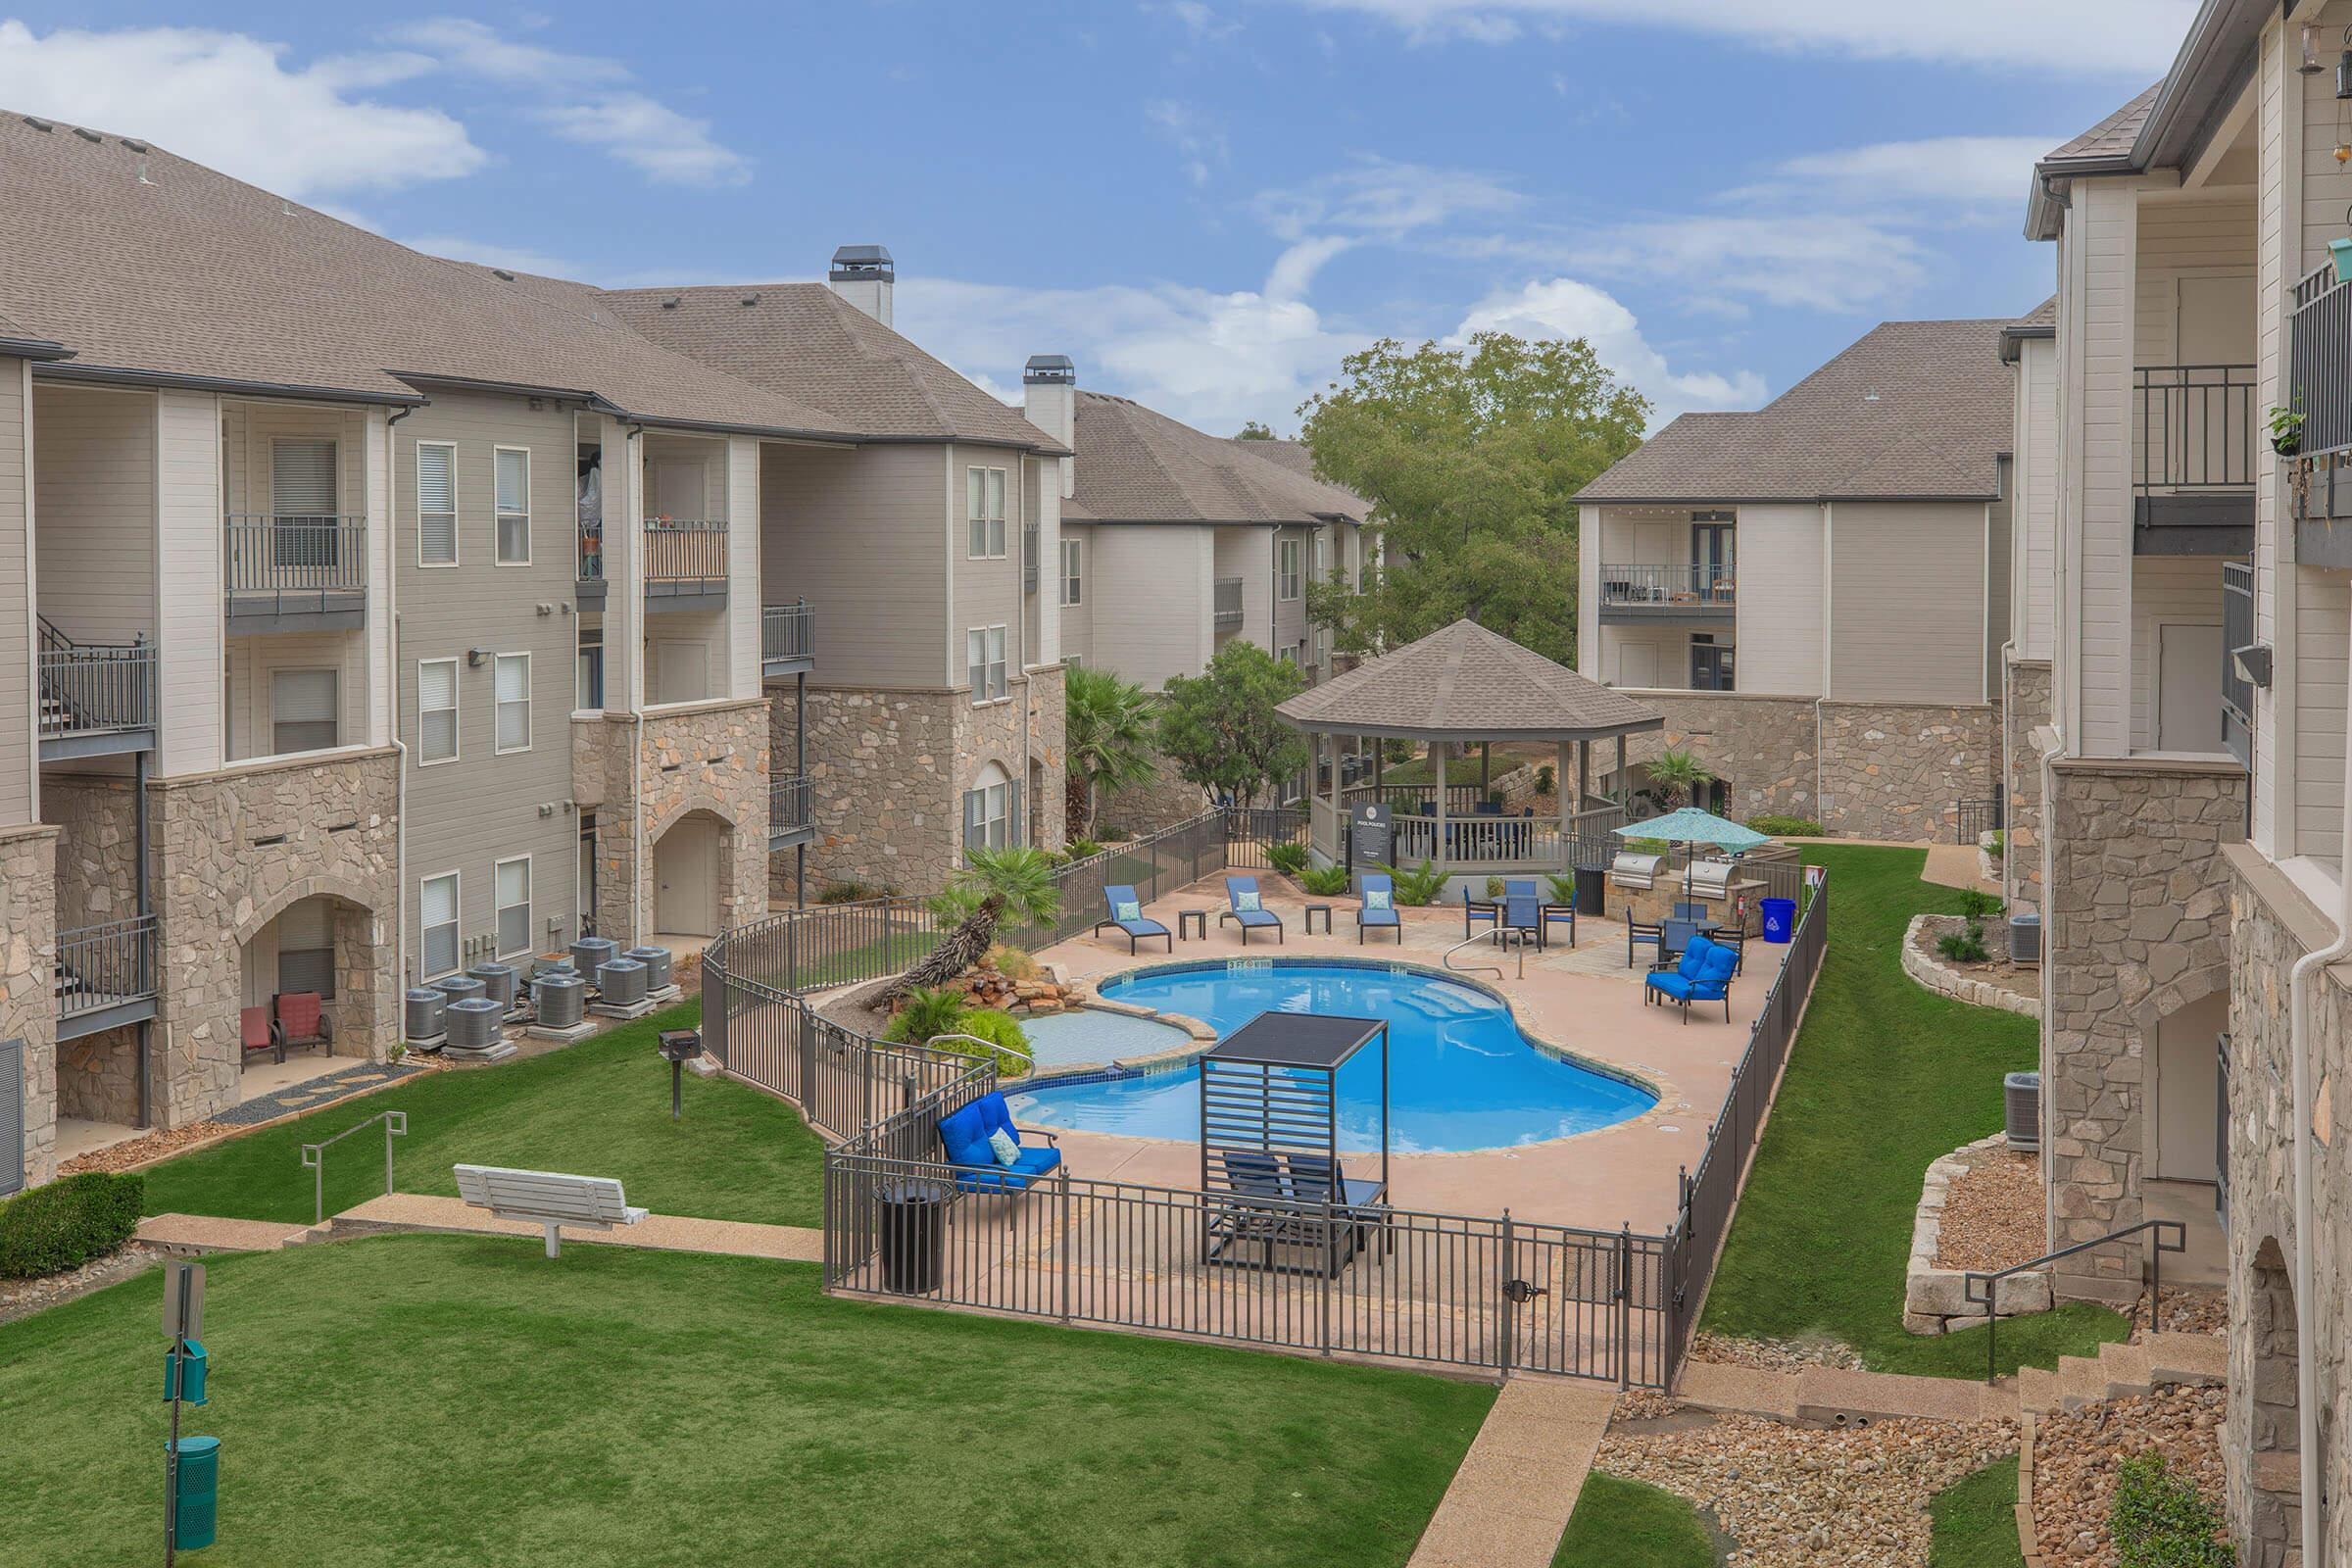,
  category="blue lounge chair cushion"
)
[938,1100,996,1169]
[1113,899,1142,922]
[954,1146,1061,1193]
[987,1127,1021,1167]
[1647,970,1701,1002]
